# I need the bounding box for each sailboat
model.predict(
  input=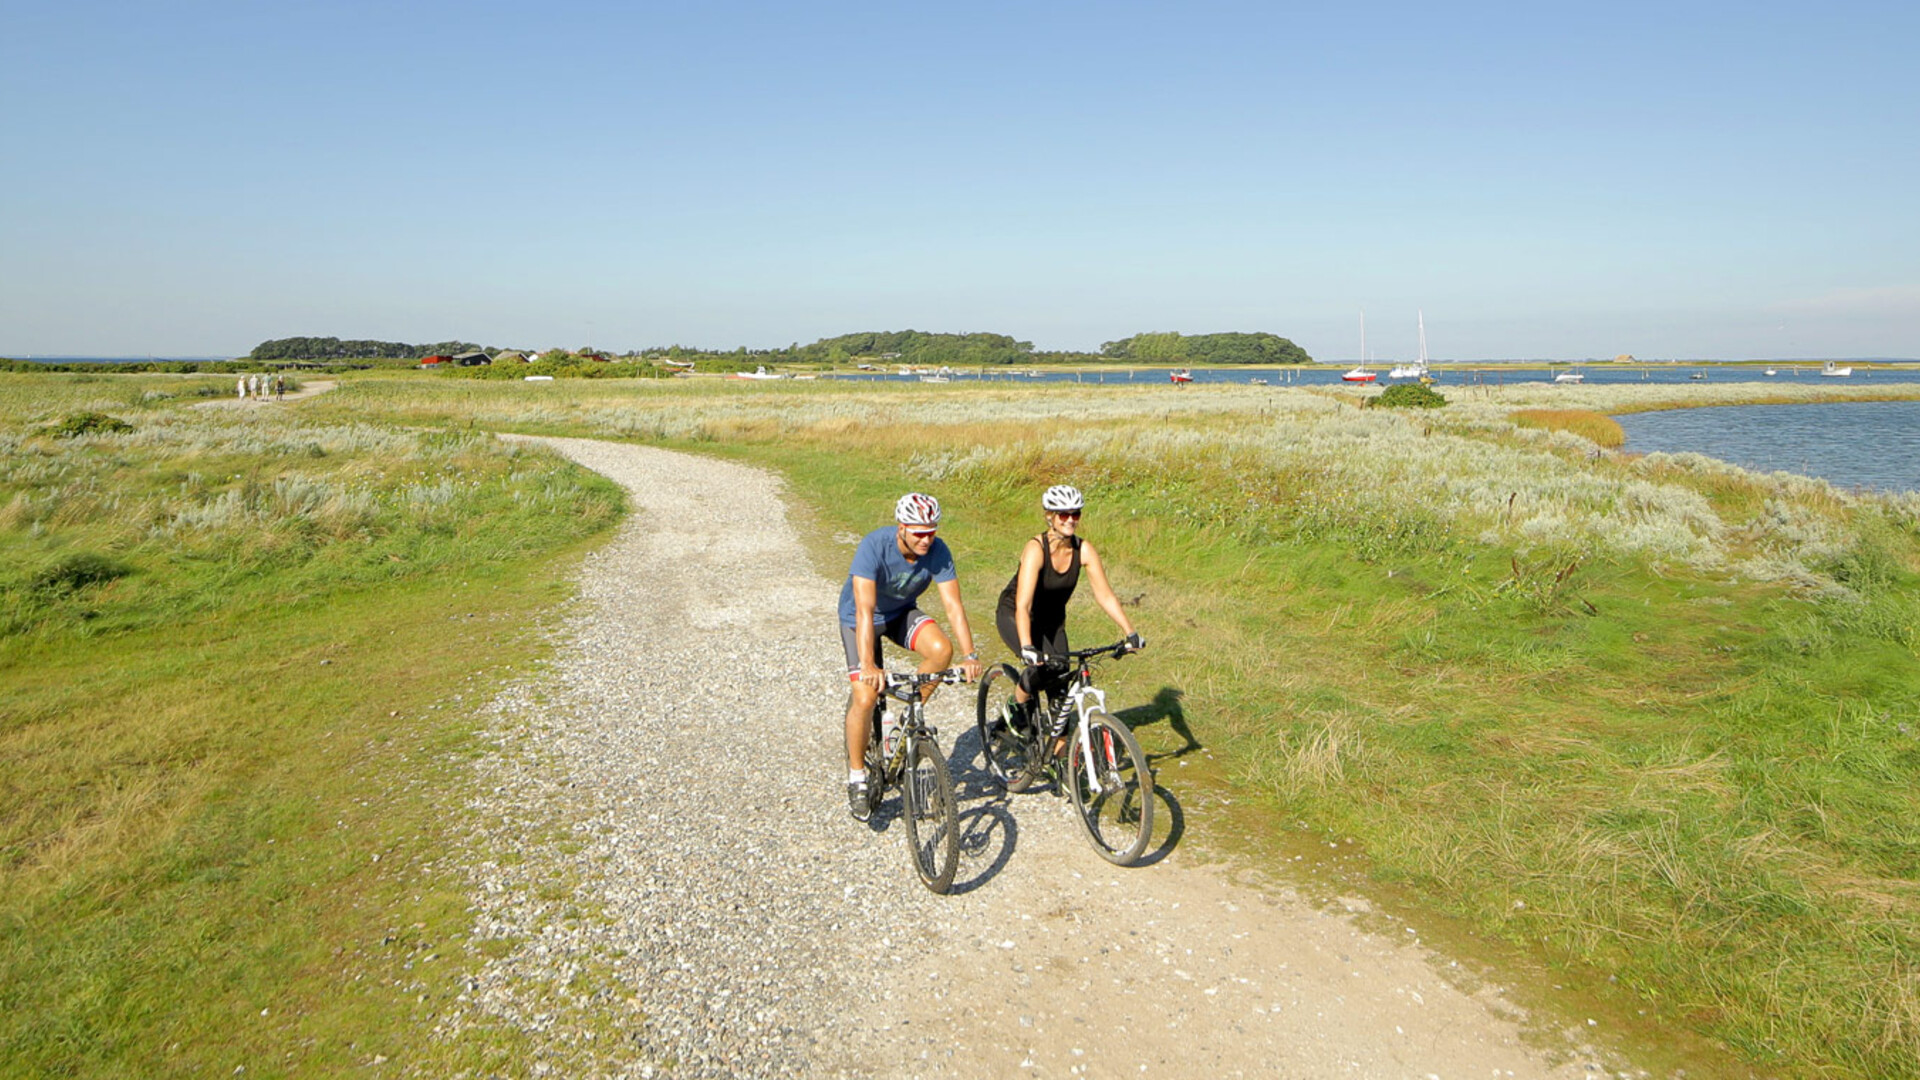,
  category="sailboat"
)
[1387,311,1435,380]
[1344,311,1378,382]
